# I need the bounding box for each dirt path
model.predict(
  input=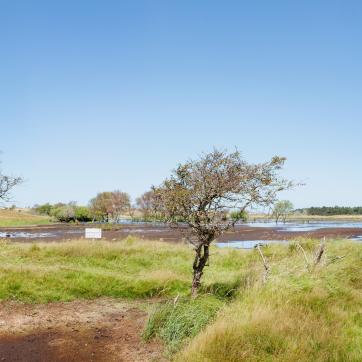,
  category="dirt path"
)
[0,299,165,362]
